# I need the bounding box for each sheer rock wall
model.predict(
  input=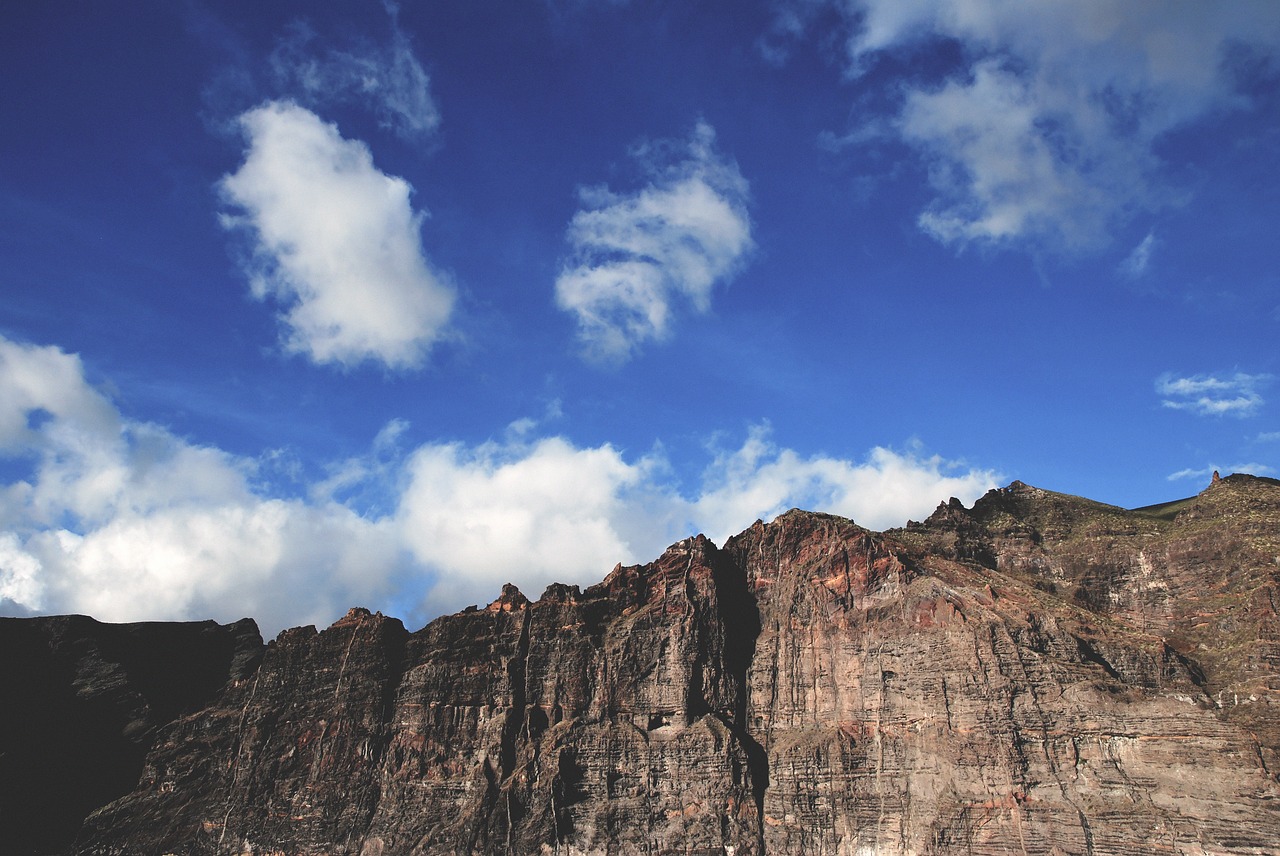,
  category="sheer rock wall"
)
[8,475,1280,854]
